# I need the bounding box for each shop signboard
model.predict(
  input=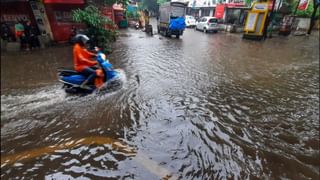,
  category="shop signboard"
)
[253,3,268,11]
[243,2,269,40]
[298,0,310,10]
[244,12,258,32]
[54,11,73,23]
[214,4,225,19]
[1,14,29,25]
